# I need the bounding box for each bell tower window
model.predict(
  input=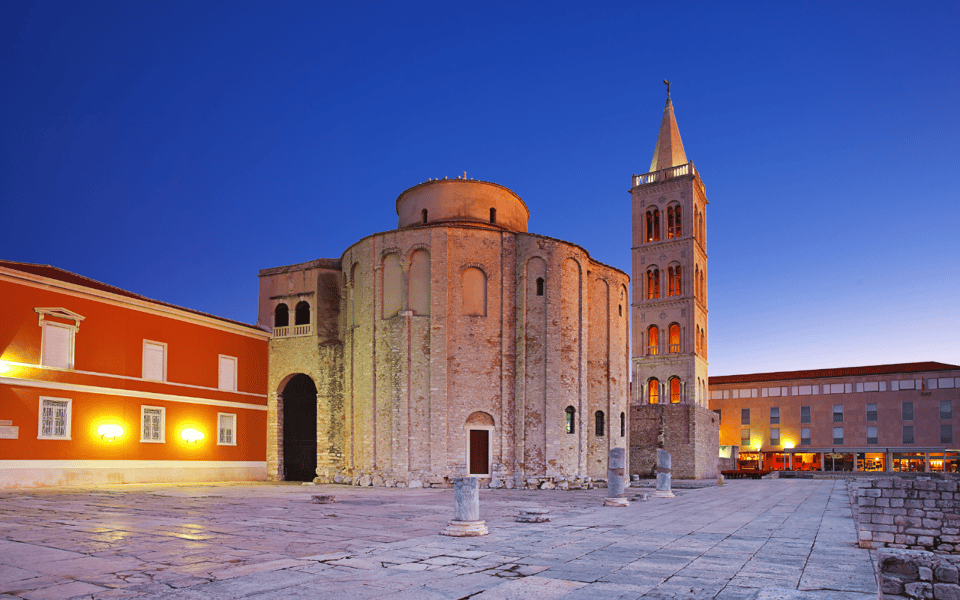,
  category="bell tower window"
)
[667,205,681,238]
[647,325,659,356]
[645,208,660,242]
[648,378,660,404]
[646,268,660,299]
